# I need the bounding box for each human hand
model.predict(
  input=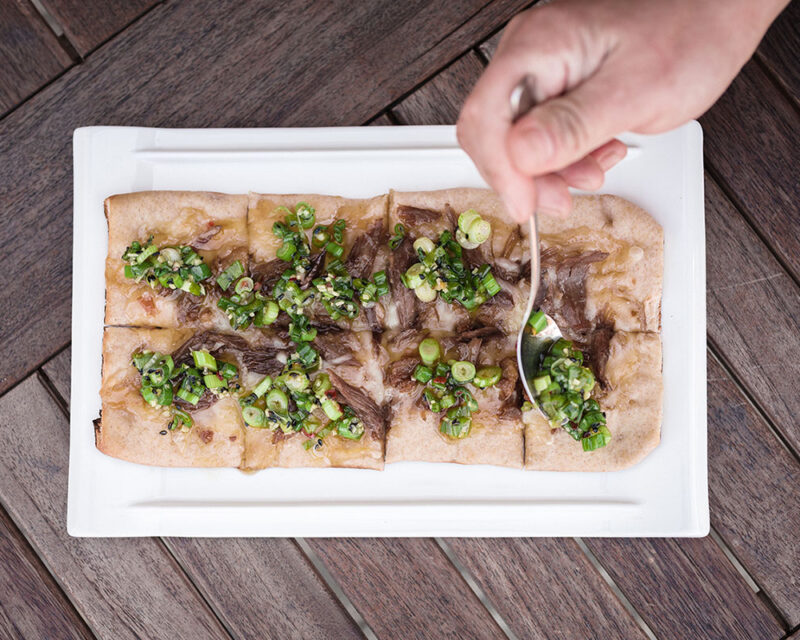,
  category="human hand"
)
[457,0,787,221]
